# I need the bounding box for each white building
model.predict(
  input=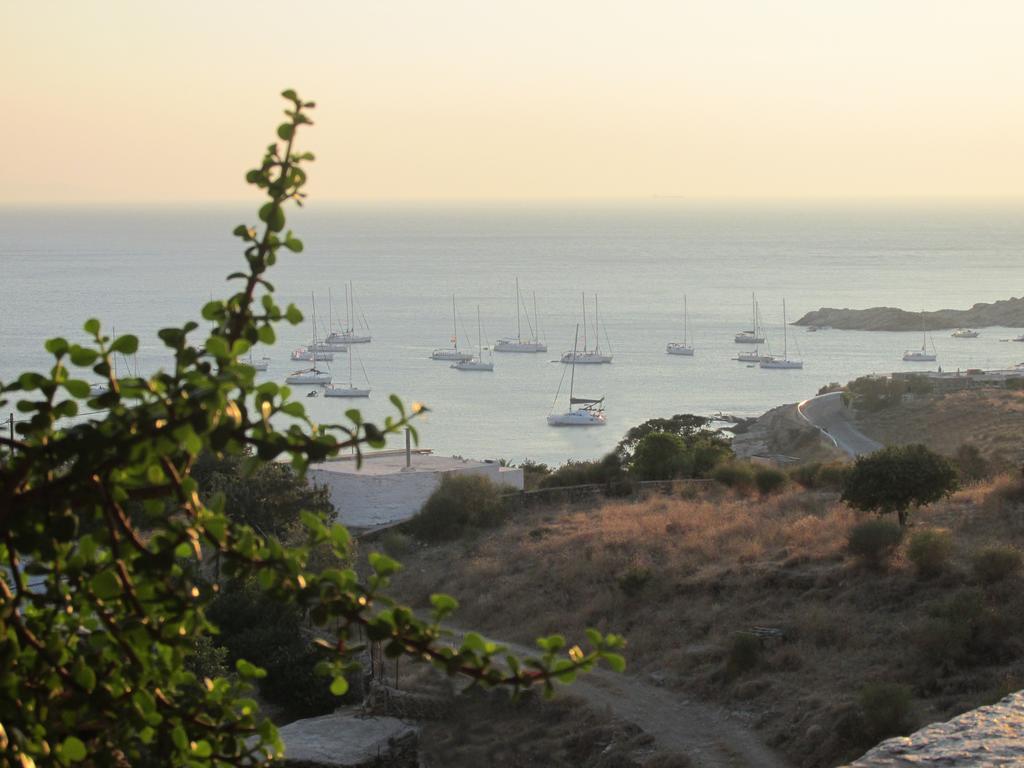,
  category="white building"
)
[307,449,524,531]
